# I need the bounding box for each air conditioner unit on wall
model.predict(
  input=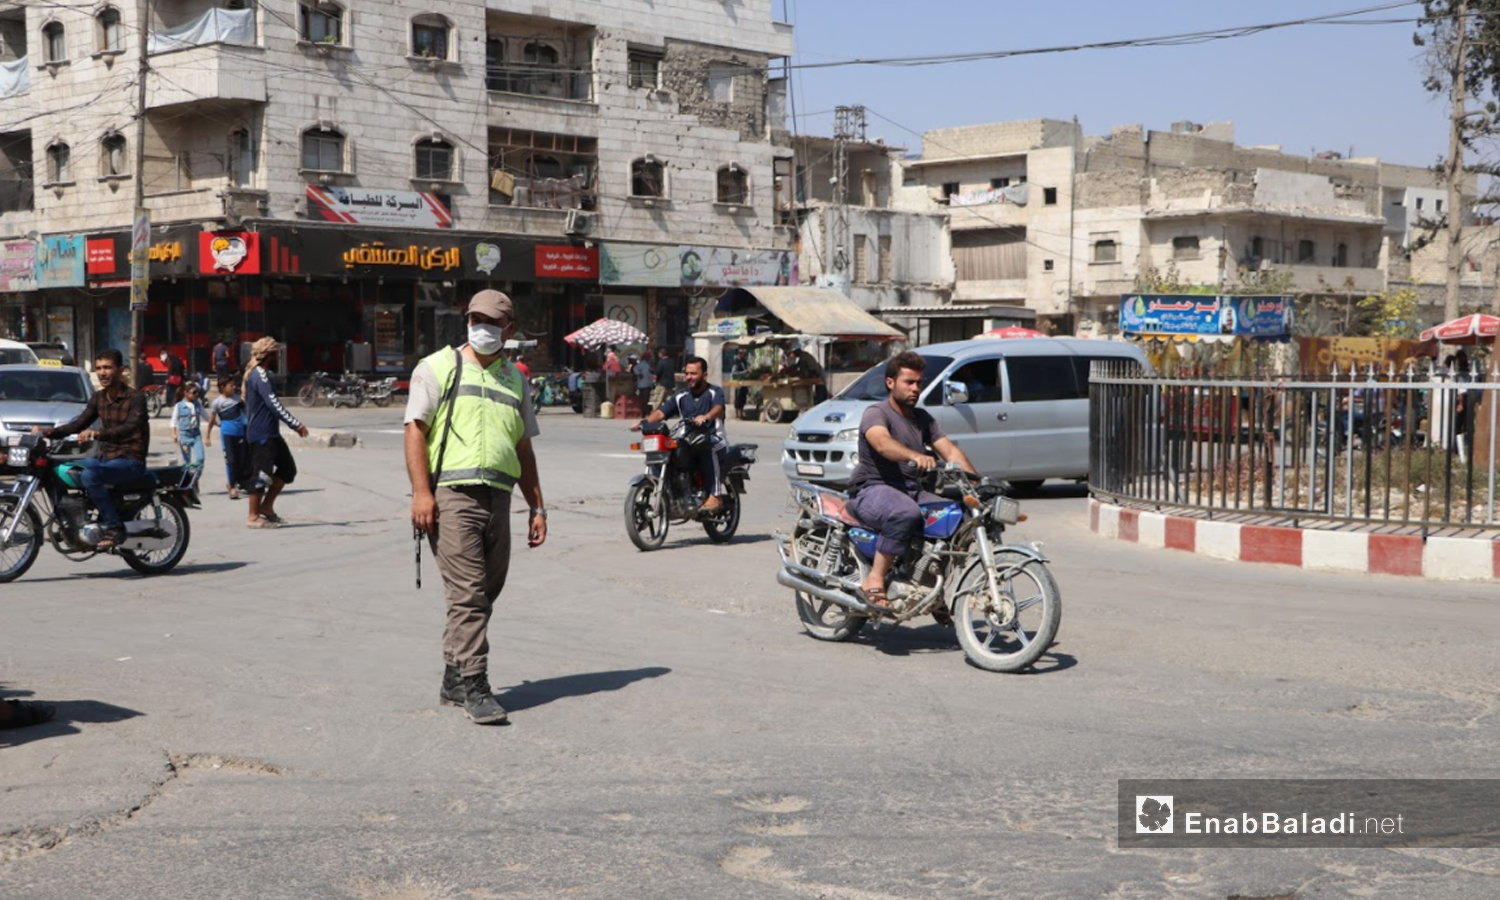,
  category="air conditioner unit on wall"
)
[564,209,592,236]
